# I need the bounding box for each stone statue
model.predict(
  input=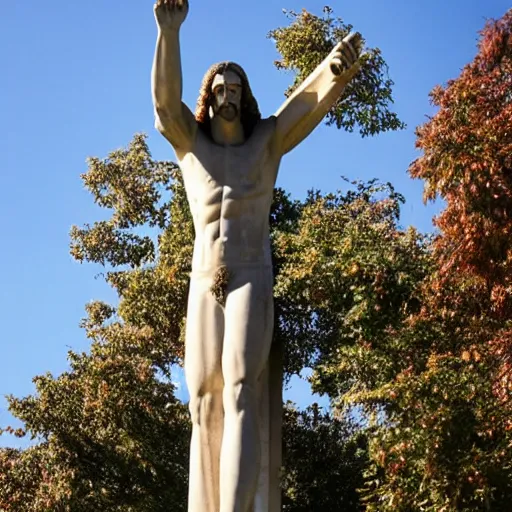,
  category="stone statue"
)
[151,1,363,511]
